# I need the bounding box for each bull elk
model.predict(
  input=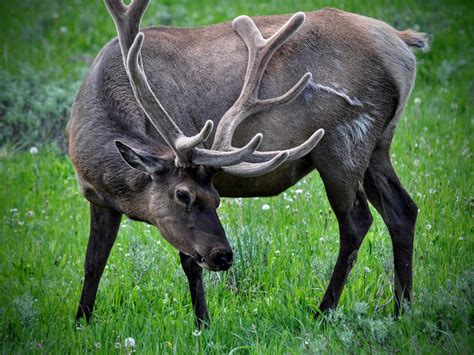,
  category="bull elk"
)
[68,0,428,327]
